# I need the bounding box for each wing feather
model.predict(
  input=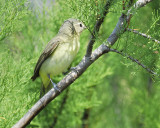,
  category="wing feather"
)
[31,38,60,80]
